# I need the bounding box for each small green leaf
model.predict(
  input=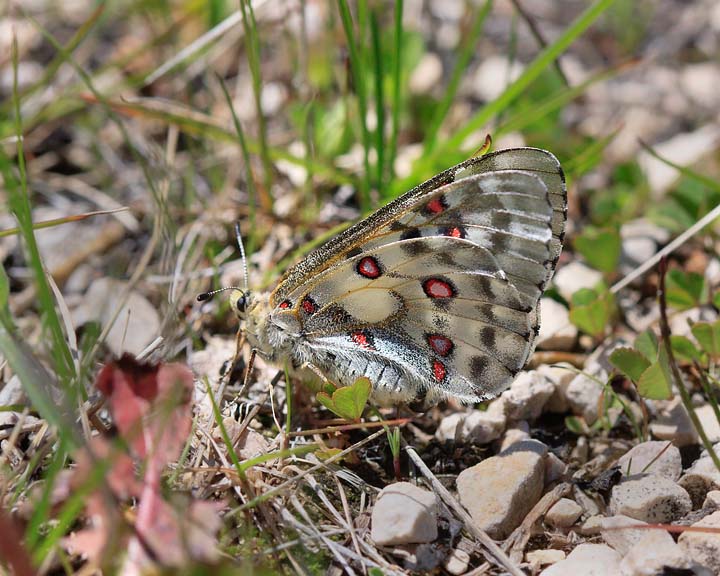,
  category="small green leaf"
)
[712,289,720,310]
[571,287,600,306]
[316,377,372,420]
[333,377,372,420]
[574,226,621,274]
[636,360,672,400]
[609,347,650,383]
[569,288,615,338]
[315,100,352,158]
[316,391,336,413]
[634,330,659,362]
[670,335,703,363]
[691,321,720,358]
[666,269,706,310]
